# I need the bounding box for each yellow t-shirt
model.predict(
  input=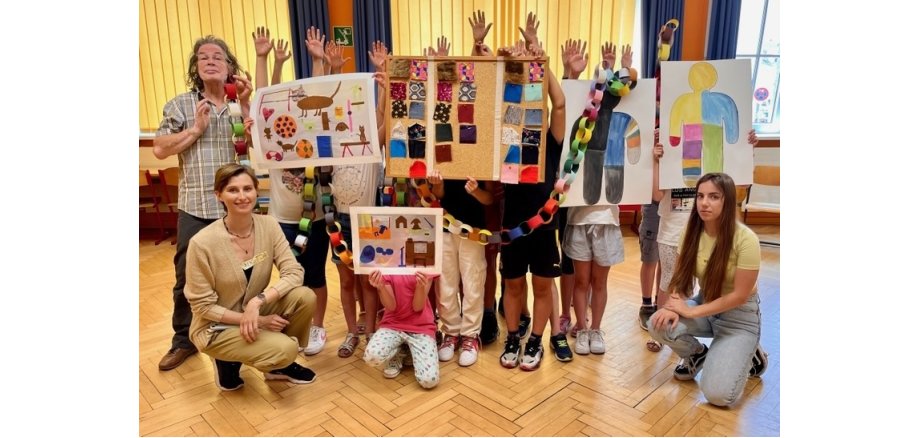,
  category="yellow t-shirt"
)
[682,223,761,297]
